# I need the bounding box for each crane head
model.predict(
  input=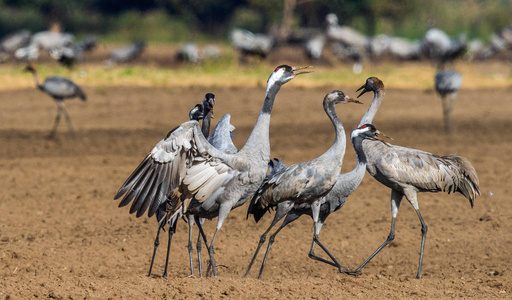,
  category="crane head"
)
[352,124,393,146]
[356,77,384,98]
[267,65,312,88]
[24,63,37,73]
[203,93,215,118]
[328,90,362,105]
[189,104,204,121]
